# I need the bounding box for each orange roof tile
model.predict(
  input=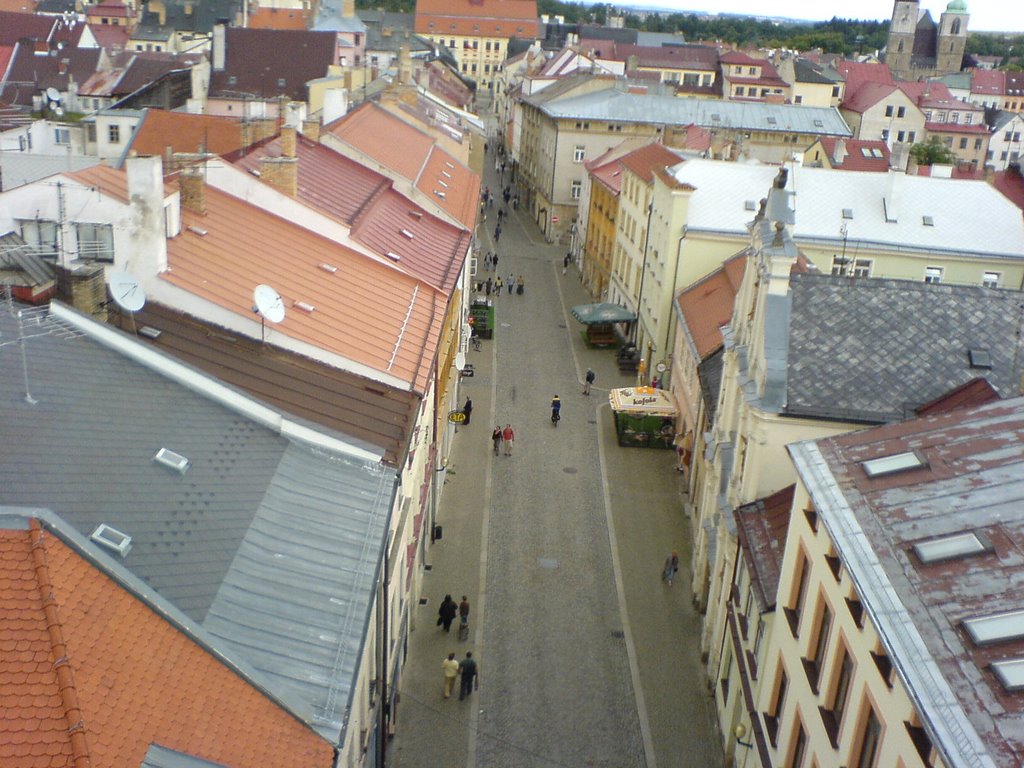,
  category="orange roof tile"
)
[247,6,310,30]
[0,521,333,767]
[618,142,683,184]
[165,184,444,393]
[415,0,538,38]
[64,165,130,203]
[326,103,479,228]
[130,109,259,158]
[677,253,747,359]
